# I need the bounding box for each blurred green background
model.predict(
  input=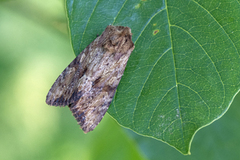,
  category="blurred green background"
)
[0,1,240,160]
